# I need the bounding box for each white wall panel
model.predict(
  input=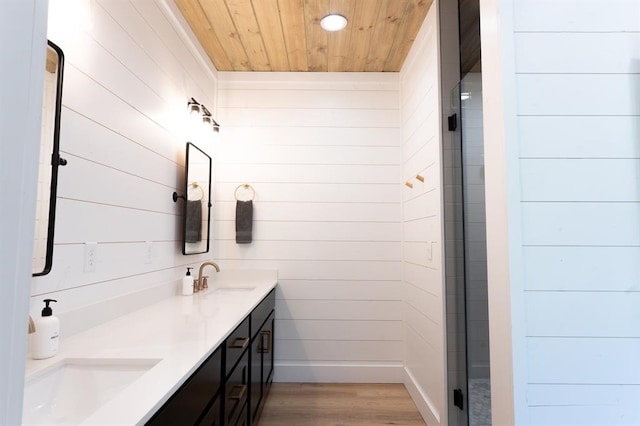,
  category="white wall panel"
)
[523,246,640,292]
[497,0,640,422]
[34,0,218,329]
[399,5,445,425]
[216,72,402,382]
